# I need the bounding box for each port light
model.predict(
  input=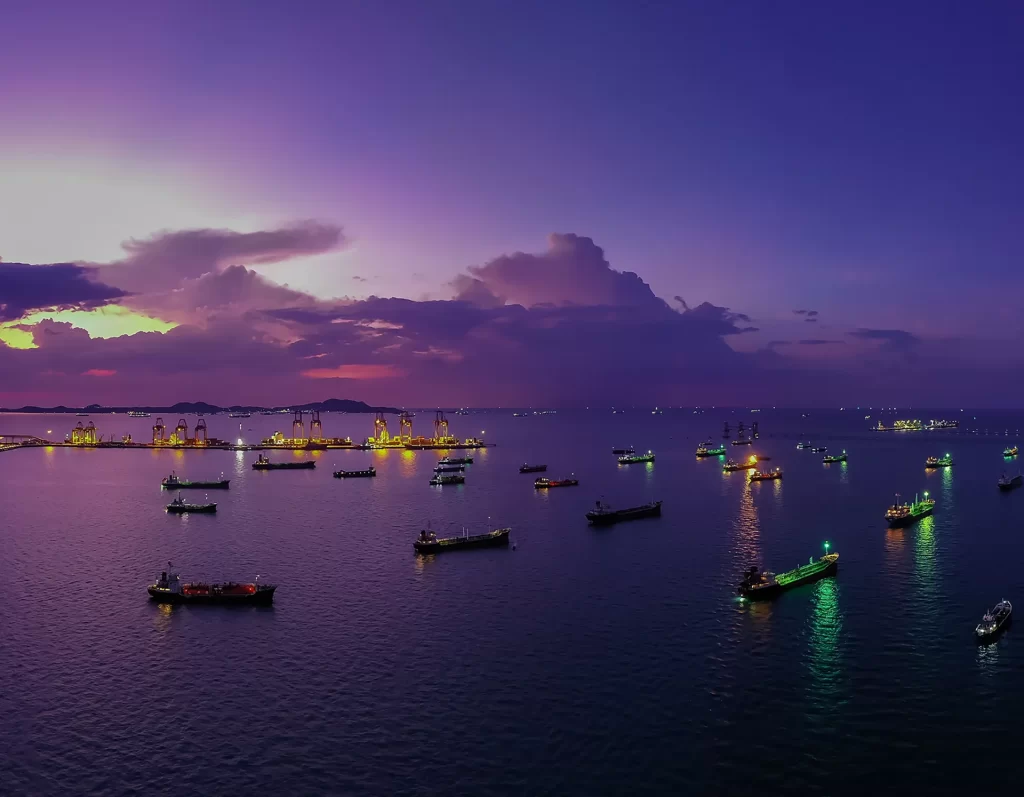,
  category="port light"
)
[824,541,830,552]
[237,438,243,445]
